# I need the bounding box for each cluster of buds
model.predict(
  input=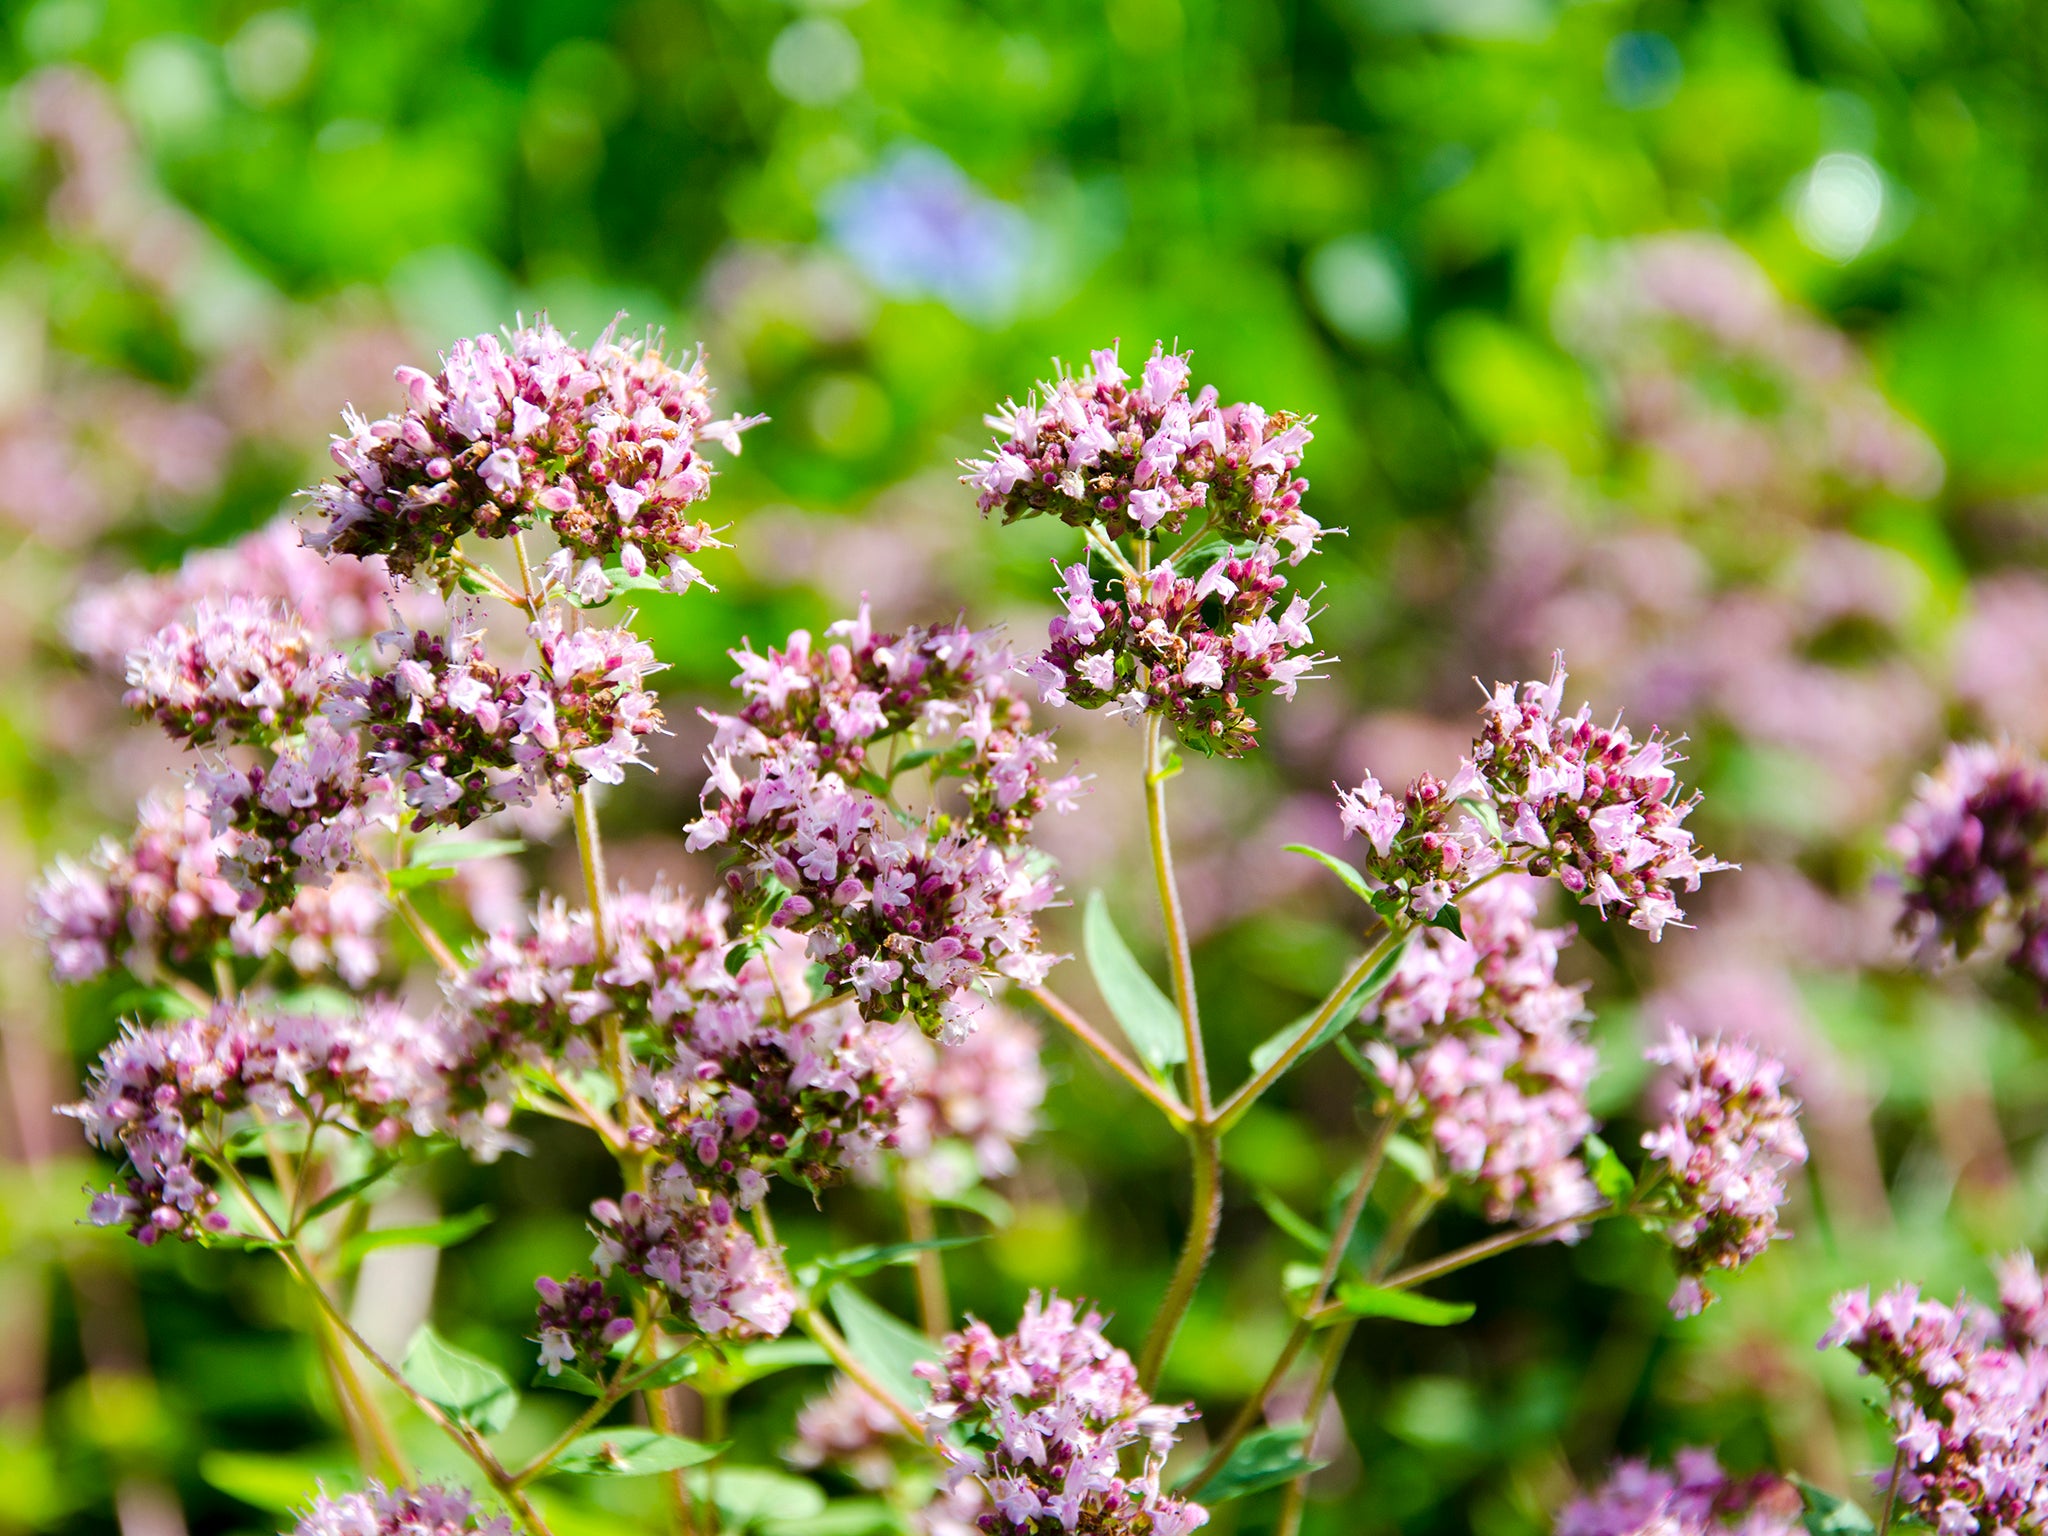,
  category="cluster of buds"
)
[331,614,663,828]
[29,788,388,985]
[122,596,342,746]
[1890,740,2048,992]
[916,1292,1208,1536]
[1361,877,1600,1230]
[199,717,383,911]
[451,887,907,1201]
[963,342,1319,557]
[1026,549,1329,757]
[533,1274,636,1380]
[291,1482,512,1536]
[62,998,468,1244]
[1337,769,1501,920]
[1639,1025,1807,1316]
[687,606,1079,1039]
[1337,655,1731,937]
[1556,1448,1802,1536]
[587,1173,797,1340]
[309,318,759,599]
[1820,1254,2048,1535]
